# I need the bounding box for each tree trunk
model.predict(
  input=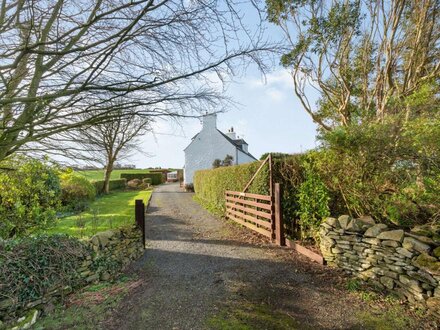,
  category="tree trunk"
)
[103,161,114,194]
